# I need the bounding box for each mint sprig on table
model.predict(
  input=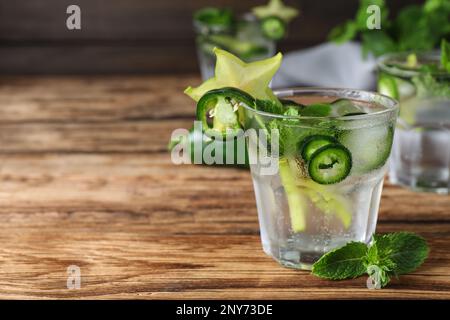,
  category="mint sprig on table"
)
[441,39,450,73]
[312,232,429,288]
